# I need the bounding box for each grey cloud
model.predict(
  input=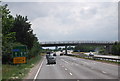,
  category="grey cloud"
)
[5,2,118,41]
[6,2,54,20]
[79,7,97,19]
